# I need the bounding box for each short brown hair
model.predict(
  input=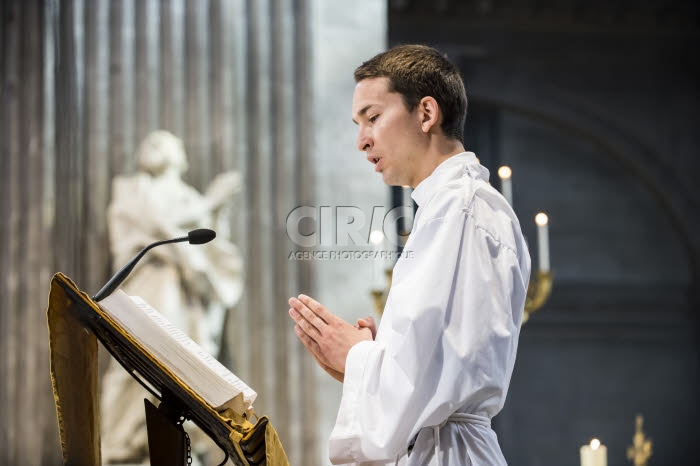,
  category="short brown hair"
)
[354,44,467,143]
